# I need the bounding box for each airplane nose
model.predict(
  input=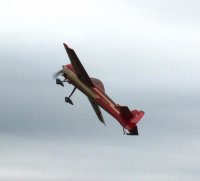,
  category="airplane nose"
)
[62,65,69,75]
